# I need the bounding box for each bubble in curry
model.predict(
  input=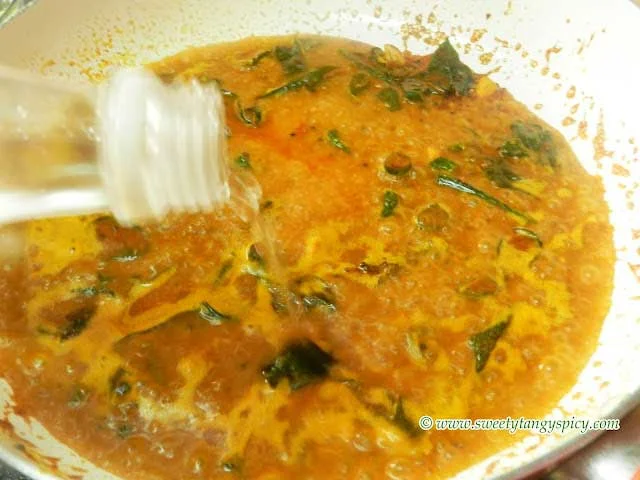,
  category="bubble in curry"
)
[0,35,613,479]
